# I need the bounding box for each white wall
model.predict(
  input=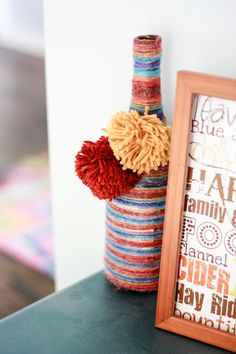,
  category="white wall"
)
[0,0,44,55]
[44,0,236,290]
